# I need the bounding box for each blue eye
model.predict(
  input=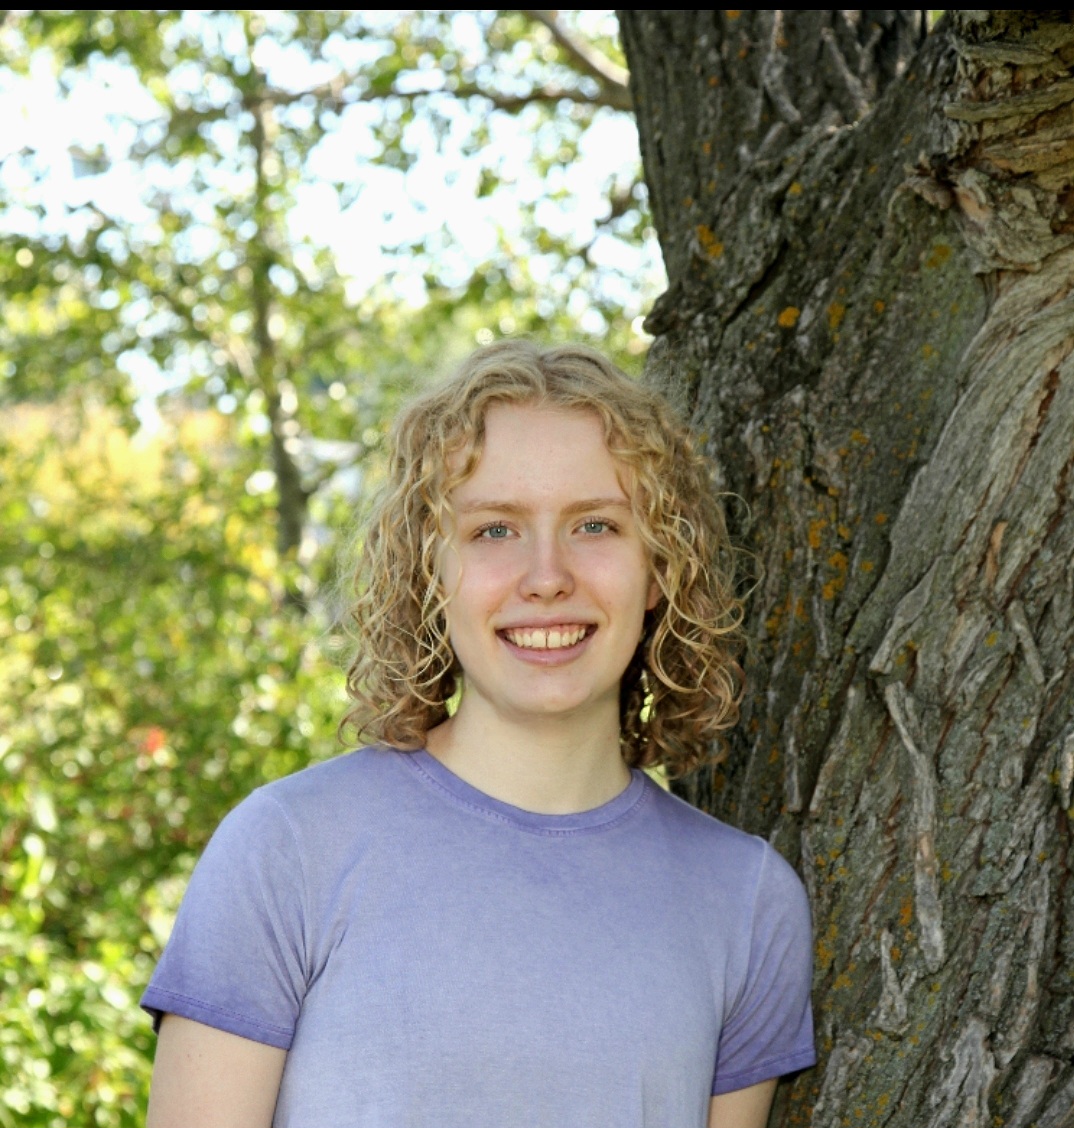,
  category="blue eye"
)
[479,523,510,539]
[581,520,611,535]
